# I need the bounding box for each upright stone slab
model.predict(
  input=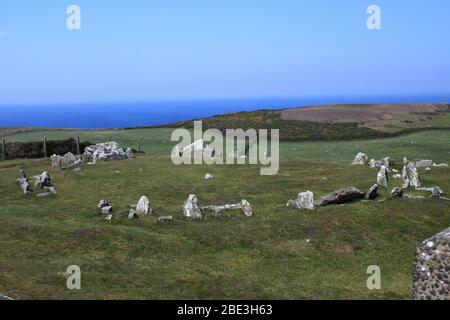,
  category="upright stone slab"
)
[136,196,151,216]
[183,194,203,219]
[376,166,388,189]
[287,191,315,210]
[413,228,450,300]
